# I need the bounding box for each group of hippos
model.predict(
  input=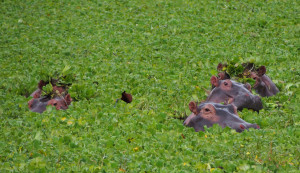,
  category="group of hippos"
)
[28,63,279,133]
[184,64,279,132]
